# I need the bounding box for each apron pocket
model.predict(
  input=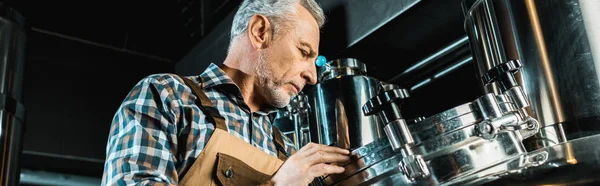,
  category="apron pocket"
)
[215,152,273,186]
